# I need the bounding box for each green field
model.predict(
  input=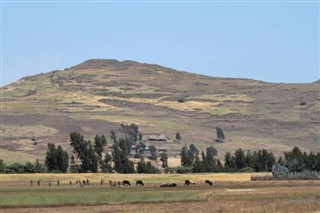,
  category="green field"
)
[1,173,320,213]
